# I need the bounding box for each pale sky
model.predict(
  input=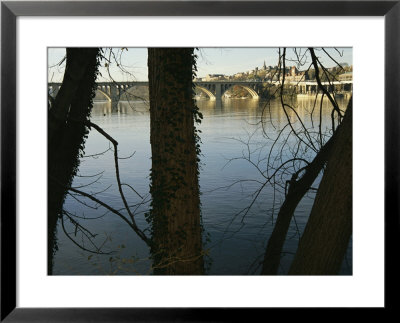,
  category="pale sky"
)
[48,47,352,82]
